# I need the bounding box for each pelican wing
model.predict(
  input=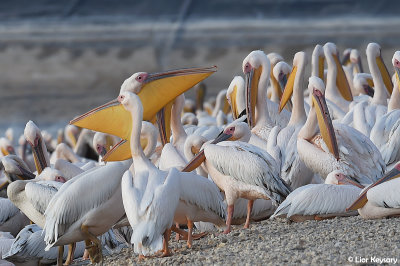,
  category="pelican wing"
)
[0,198,19,224]
[178,171,226,219]
[121,170,147,226]
[25,181,62,215]
[333,123,386,184]
[367,178,400,208]
[272,184,361,218]
[205,141,290,204]
[44,161,129,247]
